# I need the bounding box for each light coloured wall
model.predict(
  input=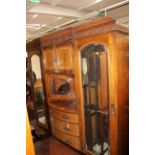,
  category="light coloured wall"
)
[31,55,41,79]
